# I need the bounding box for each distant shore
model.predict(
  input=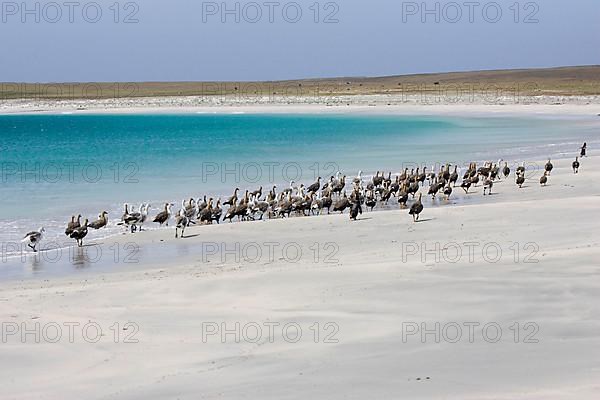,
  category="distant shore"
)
[1,94,599,117]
